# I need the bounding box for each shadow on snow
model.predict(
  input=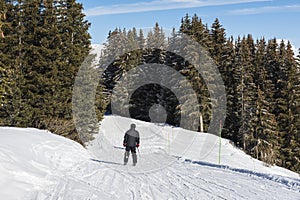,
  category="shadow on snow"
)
[90,159,124,166]
[184,159,300,190]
